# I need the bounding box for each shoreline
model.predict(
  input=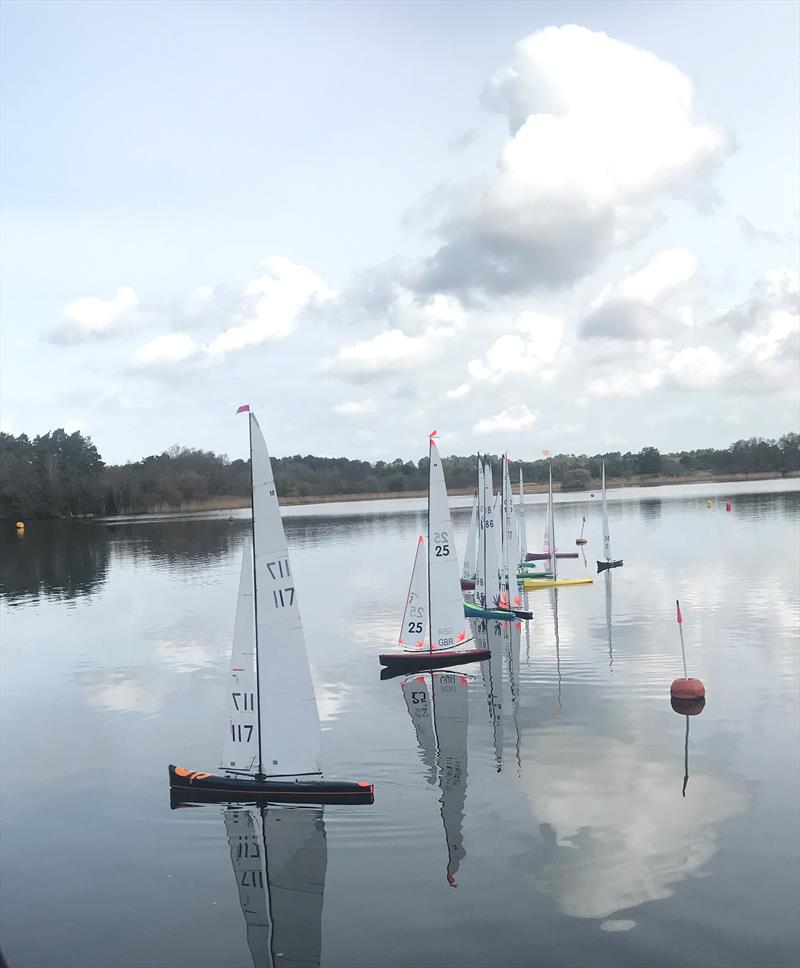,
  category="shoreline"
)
[122,469,800,515]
